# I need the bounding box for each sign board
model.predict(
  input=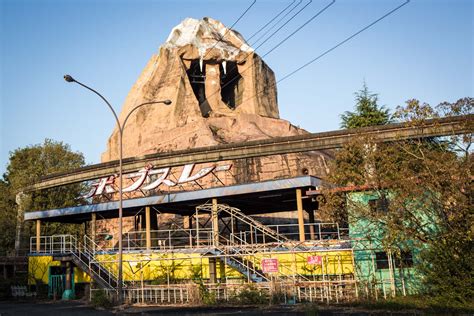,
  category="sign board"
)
[307,255,322,265]
[261,258,279,273]
[85,162,232,198]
